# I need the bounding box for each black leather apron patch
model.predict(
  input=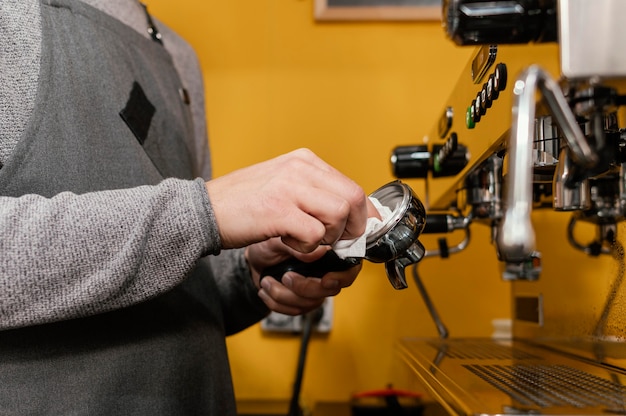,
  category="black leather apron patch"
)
[119,81,155,145]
